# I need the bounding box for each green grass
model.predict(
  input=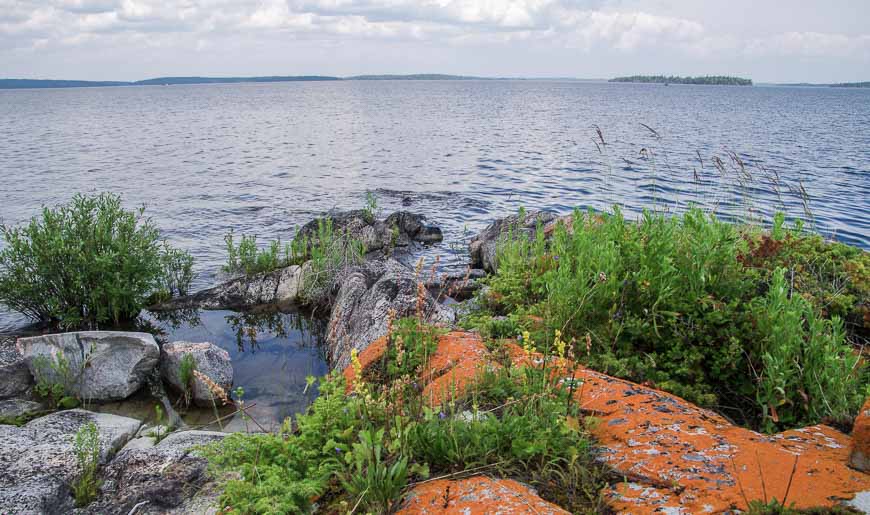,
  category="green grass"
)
[462,207,867,432]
